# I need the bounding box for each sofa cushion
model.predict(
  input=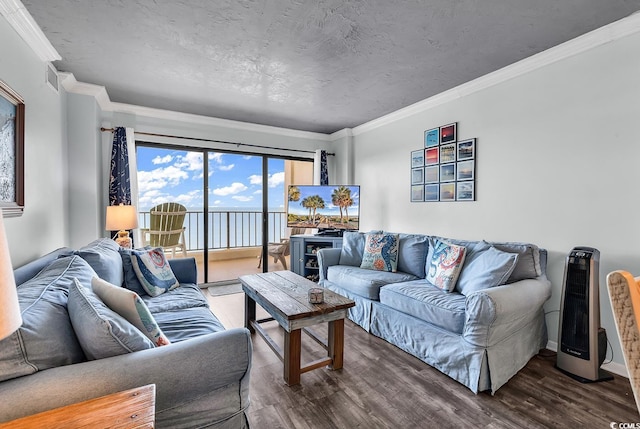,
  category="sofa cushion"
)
[426,238,467,292]
[455,245,519,295]
[153,307,226,343]
[68,278,154,360]
[488,241,541,282]
[130,248,180,297]
[91,277,170,347]
[142,283,209,313]
[120,247,150,296]
[360,232,399,272]
[0,256,90,382]
[75,238,123,286]
[327,265,418,300]
[339,231,367,266]
[379,280,467,334]
[396,234,429,278]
